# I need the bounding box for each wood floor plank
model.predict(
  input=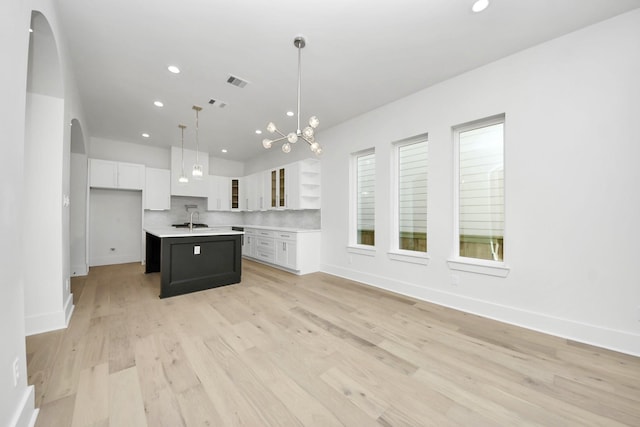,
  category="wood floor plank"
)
[108,366,147,427]
[26,261,640,426]
[71,362,109,427]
